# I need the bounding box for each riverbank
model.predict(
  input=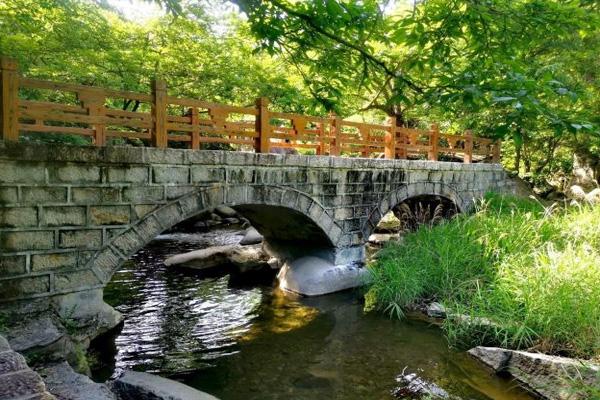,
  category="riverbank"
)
[365,193,600,394]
